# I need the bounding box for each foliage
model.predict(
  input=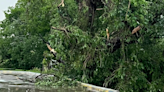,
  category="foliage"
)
[0,0,164,92]
[36,74,77,88]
